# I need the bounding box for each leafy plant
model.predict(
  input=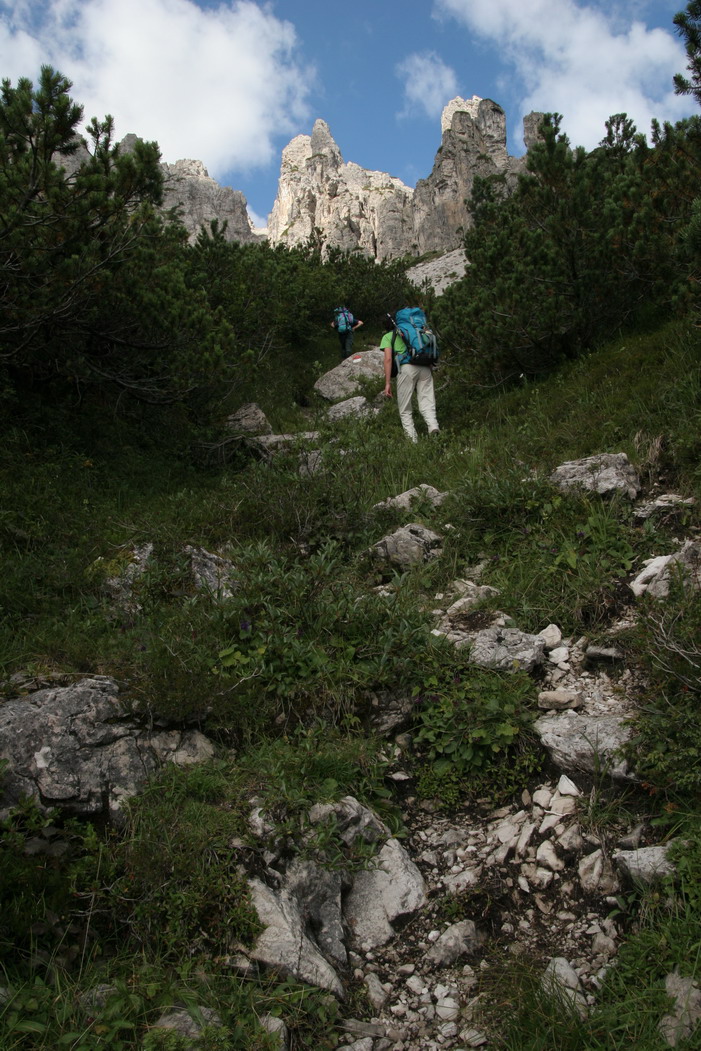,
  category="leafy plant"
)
[414,666,537,778]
